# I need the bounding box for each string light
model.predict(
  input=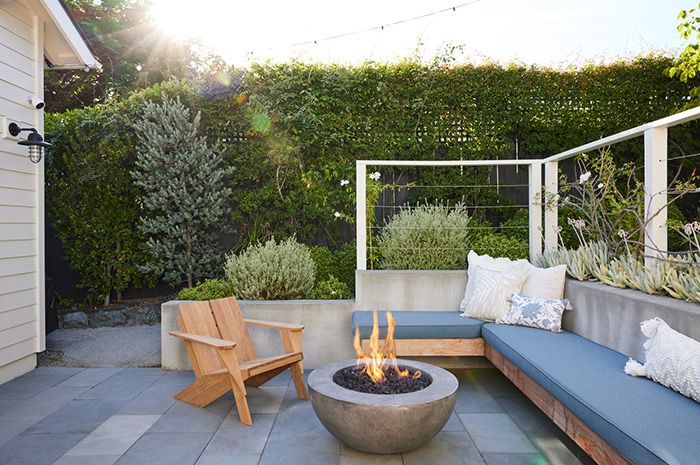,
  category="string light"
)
[247,0,483,56]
